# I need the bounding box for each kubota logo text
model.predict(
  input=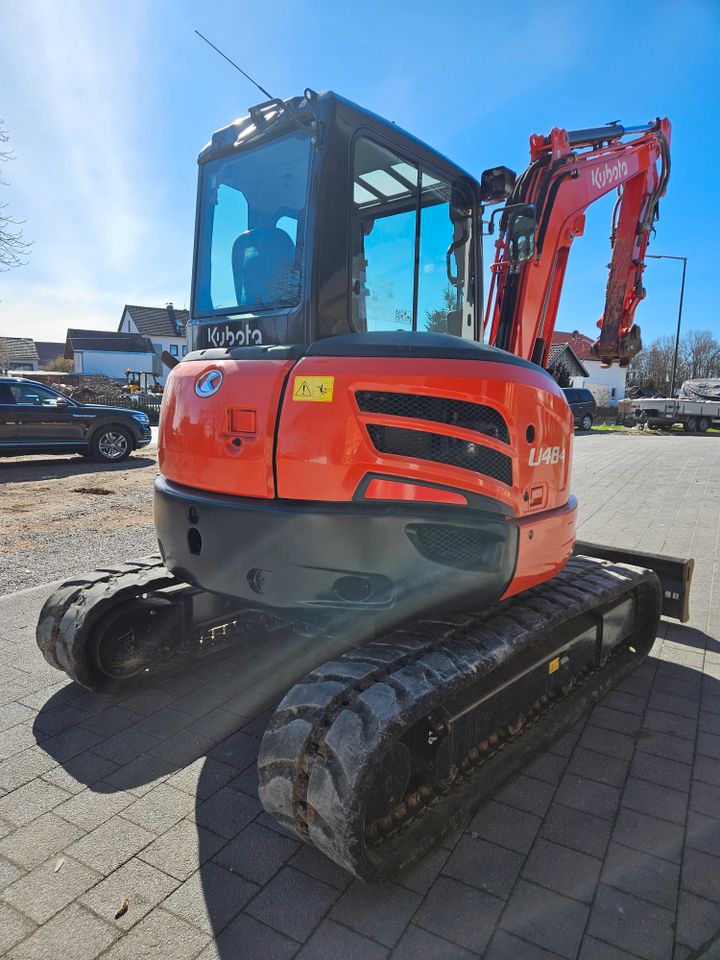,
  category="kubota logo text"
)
[590,159,628,191]
[206,323,263,348]
[195,369,224,398]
